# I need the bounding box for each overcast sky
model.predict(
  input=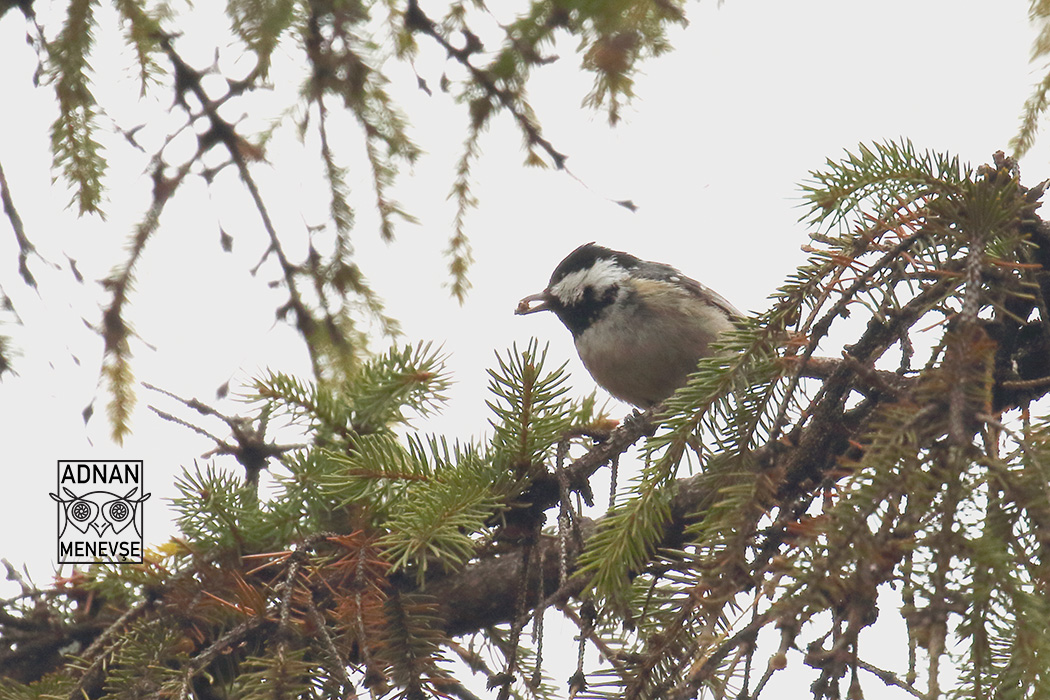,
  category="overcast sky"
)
[2,1,1049,695]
